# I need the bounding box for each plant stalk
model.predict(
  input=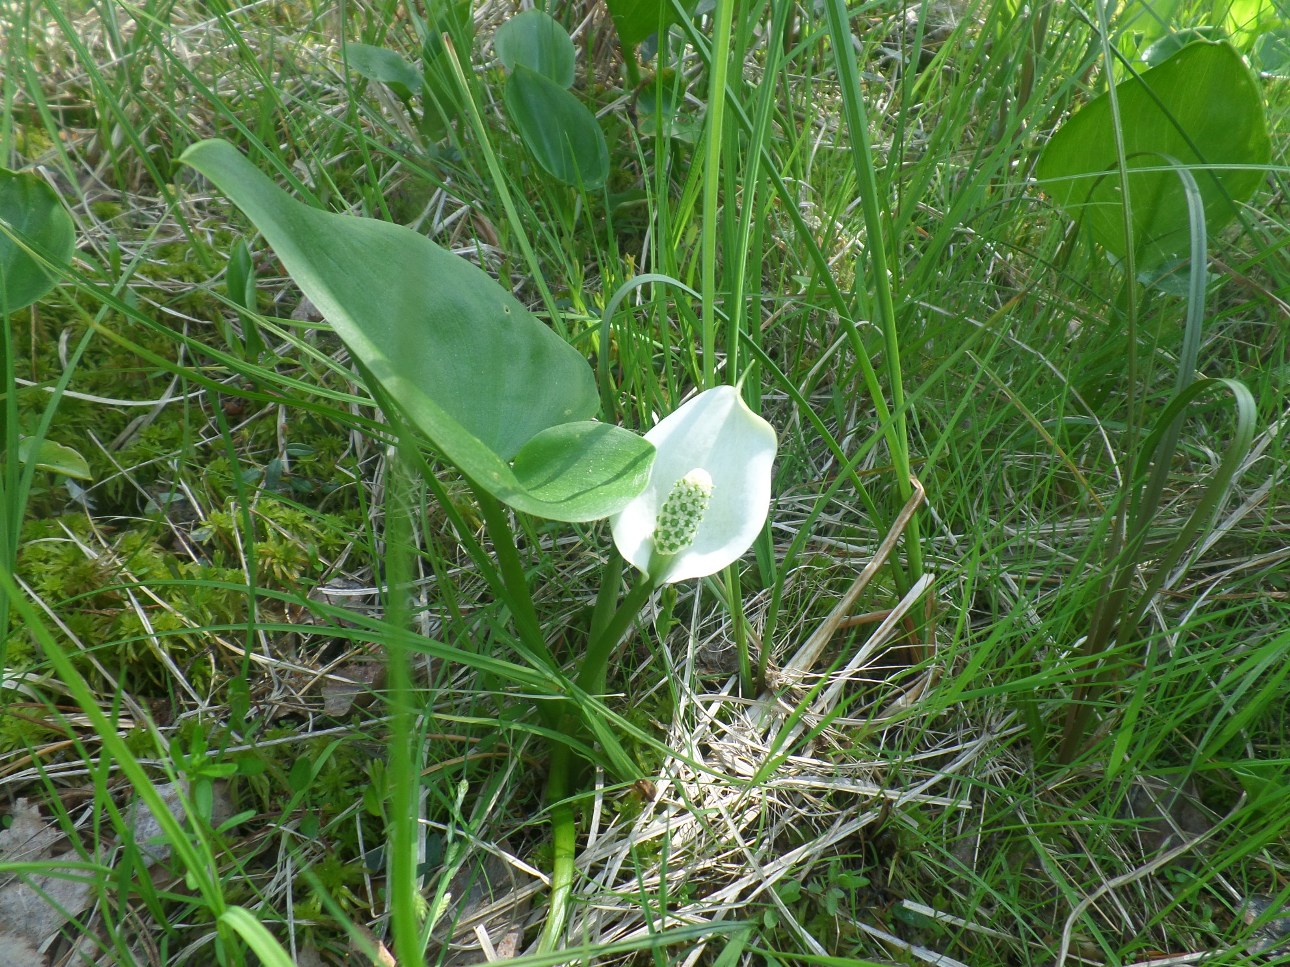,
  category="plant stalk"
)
[538,569,653,951]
